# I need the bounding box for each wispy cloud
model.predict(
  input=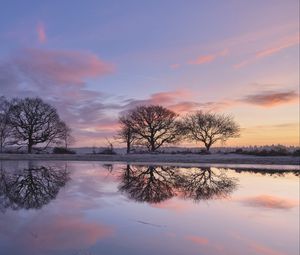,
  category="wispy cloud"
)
[22,214,114,250]
[188,49,229,65]
[122,90,191,111]
[36,22,46,43]
[13,48,114,85]
[234,35,299,68]
[188,54,216,65]
[241,90,298,107]
[186,235,209,245]
[238,194,298,209]
[121,90,232,114]
[231,232,285,255]
[255,35,299,58]
[170,63,180,69]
